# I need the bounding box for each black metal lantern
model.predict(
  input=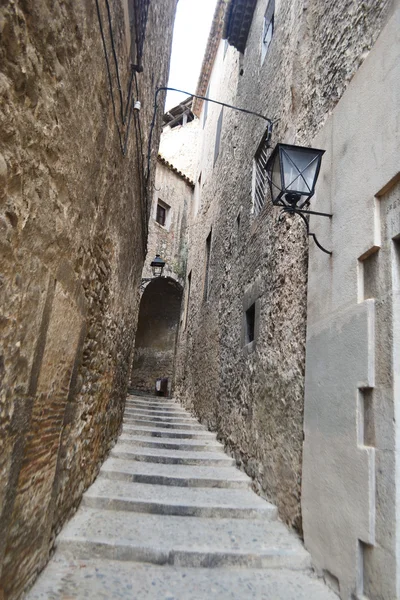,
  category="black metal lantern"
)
[266,143,325,209]
[265,143,332,255]
[150,254,165,277]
